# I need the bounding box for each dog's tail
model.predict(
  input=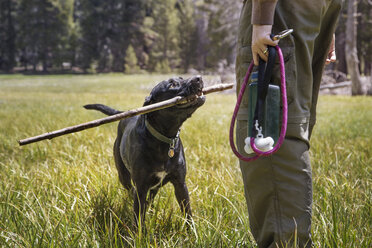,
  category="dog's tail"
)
[83,104,122,116]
